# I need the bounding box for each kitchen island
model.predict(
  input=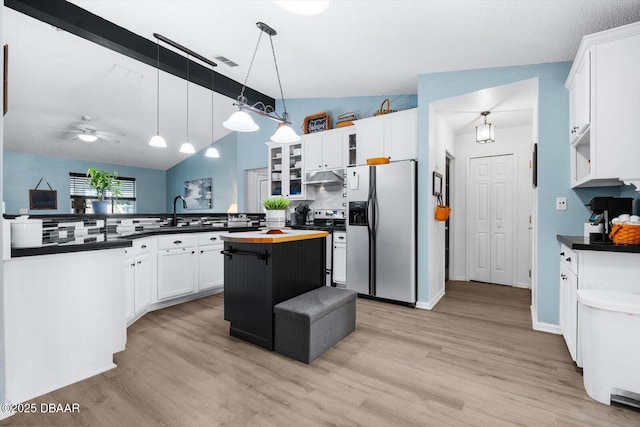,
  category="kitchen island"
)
[221,229,328,350]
